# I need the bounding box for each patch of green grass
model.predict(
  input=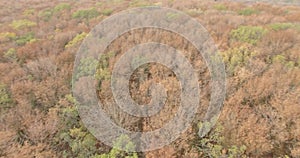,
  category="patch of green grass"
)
[53,3,71,13]
[213,4,227,11]
[72,8,99,20]
[15,32,36,46]
[65,32,87,48]
[269,22,294,31]
[238,8,259,16]
[10,19,36,30]
[230,26,267,45]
